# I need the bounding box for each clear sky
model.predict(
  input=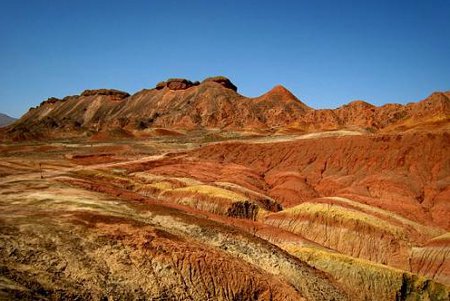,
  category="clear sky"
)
[1,0,449,118]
